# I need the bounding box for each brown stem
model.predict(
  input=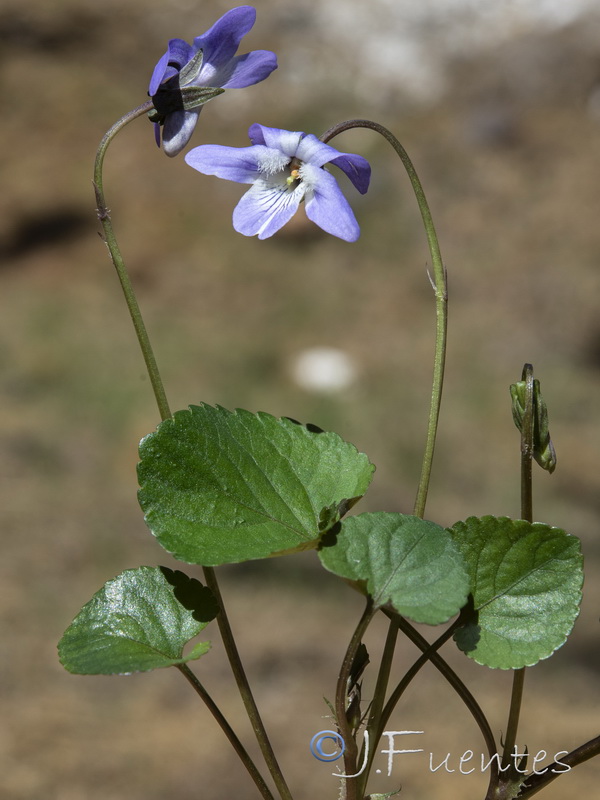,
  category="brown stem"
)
[517,735,600,799]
